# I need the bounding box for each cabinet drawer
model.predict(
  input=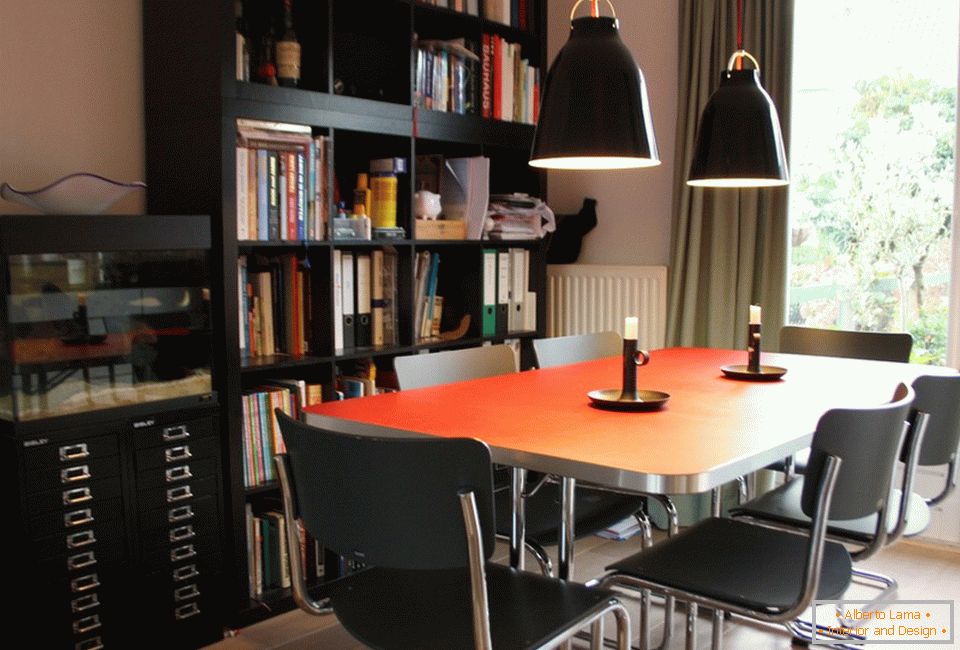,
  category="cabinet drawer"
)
[27,477,124,515]
[23,435,120,470]
[134,435,218,470]
[37,538,127,582]
[32,518,126,560]
[133,417,215,450]
[138,494,219,538]
[138,475,218,511]
[136,457,218,490]
[29,497,124,538]
[24,455,121,494]
[143,534,221,568]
